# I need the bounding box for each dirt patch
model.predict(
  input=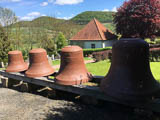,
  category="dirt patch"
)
[0,81,160,120]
